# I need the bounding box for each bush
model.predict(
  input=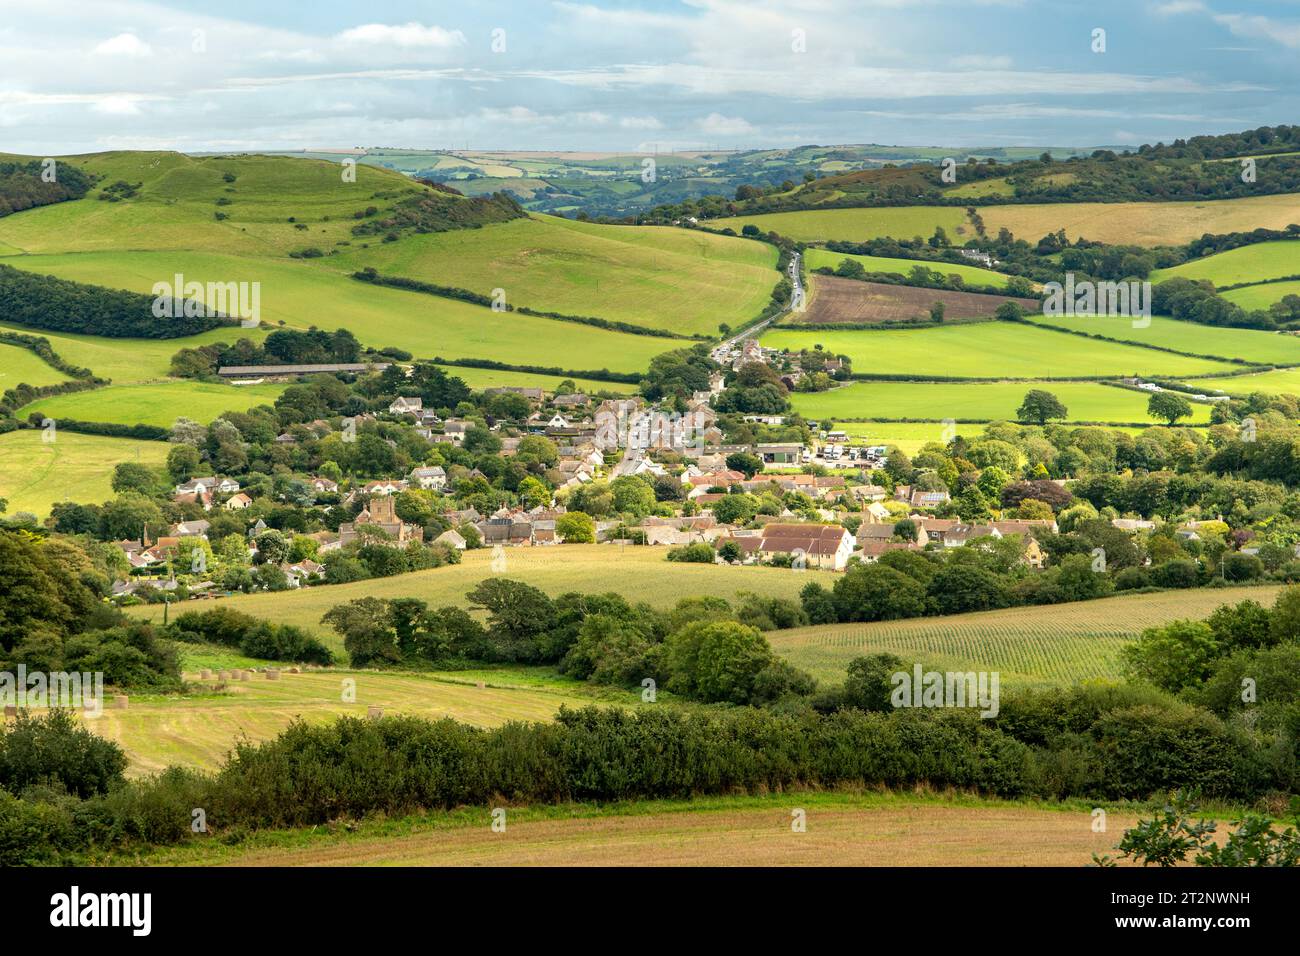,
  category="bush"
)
[0,709,127,799]
[666,542,715,564]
